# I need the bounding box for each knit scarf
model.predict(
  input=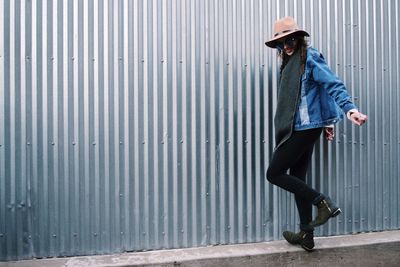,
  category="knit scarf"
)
[274,49,302,149]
